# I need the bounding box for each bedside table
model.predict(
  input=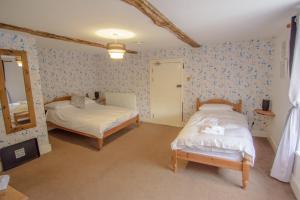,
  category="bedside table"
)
[252,109,275,137]
[95,97,106,105]
[254,109,275,117]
